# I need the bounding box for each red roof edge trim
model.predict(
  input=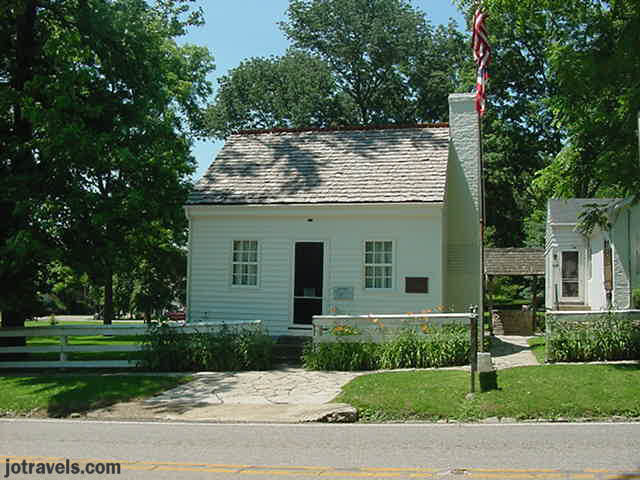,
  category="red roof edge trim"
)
[236,123,449,136]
